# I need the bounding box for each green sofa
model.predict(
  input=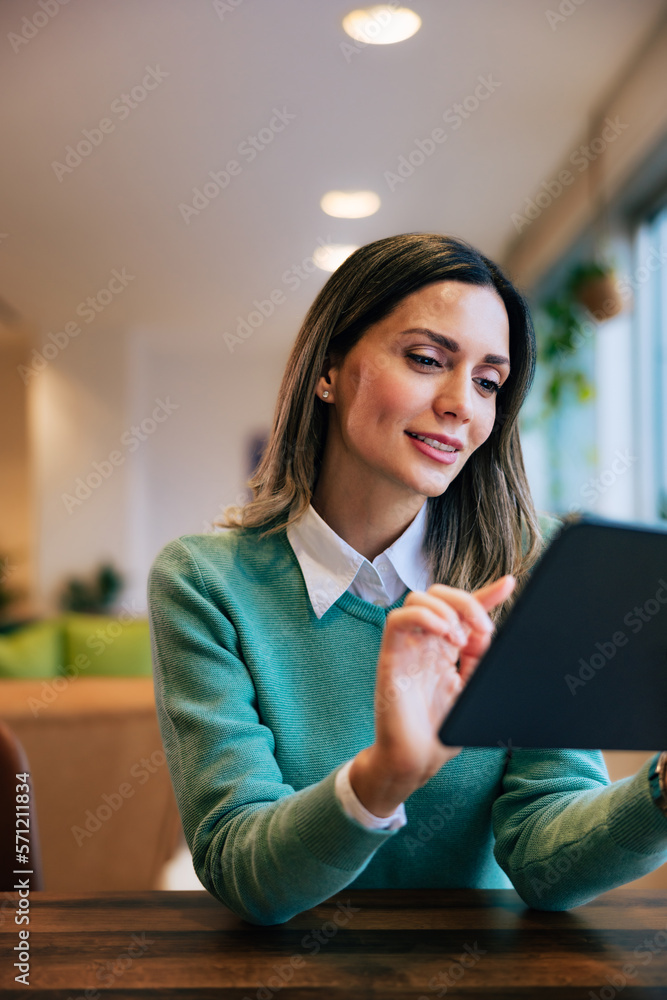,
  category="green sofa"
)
[0,613,153,679]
